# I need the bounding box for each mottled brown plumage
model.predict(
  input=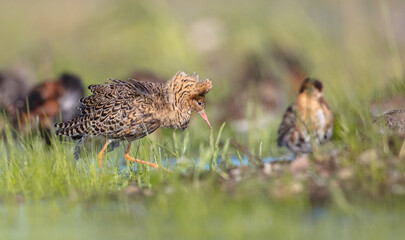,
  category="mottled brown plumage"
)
[277,78,333,154]
[374,109,405,157]
[375,109,405,136]
[55,71,212,169]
